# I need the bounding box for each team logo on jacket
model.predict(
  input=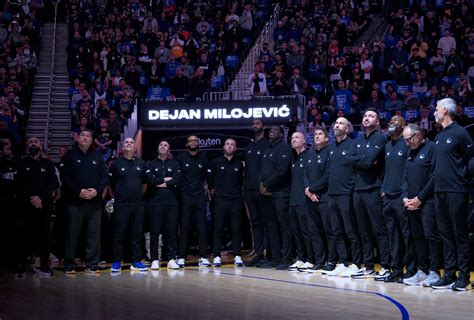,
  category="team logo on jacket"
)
[198,163,203,168]
[248,150,251,154]
[92,160,97,165]
[155,168,159,171]
[366,144,370,148]
[221,166,224,170]
[185,163,189,167]
[330,151,334,155]
[342,151,347,155]
[386,152,390,157]
[136,167,141,171]
[168,167,172,172]
[398,151,403,156]
[307,159,311,163]
[446,138,452,144]
[77,159,81,163]
[419,154,425,159]
[257,151,261,155]
[357,144,361,148]
[41,167,46,172]
[26,167,30,171]
[317,159,322,164]
[121,168,125,171]
[234,167,239,172]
